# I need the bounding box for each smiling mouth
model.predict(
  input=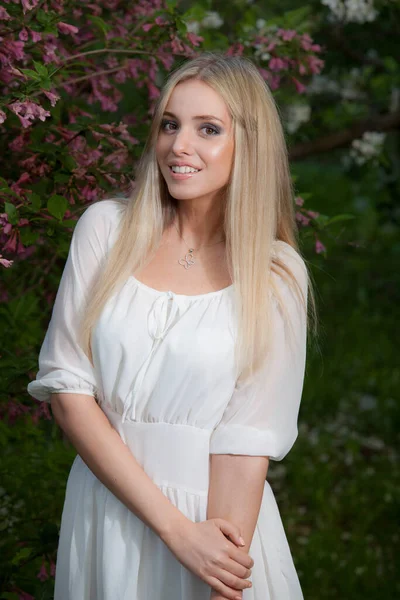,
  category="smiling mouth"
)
[168,166,202,174]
